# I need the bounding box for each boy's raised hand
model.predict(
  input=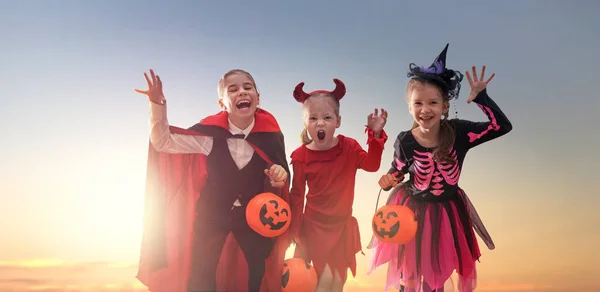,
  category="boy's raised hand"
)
[135,69,165,105]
